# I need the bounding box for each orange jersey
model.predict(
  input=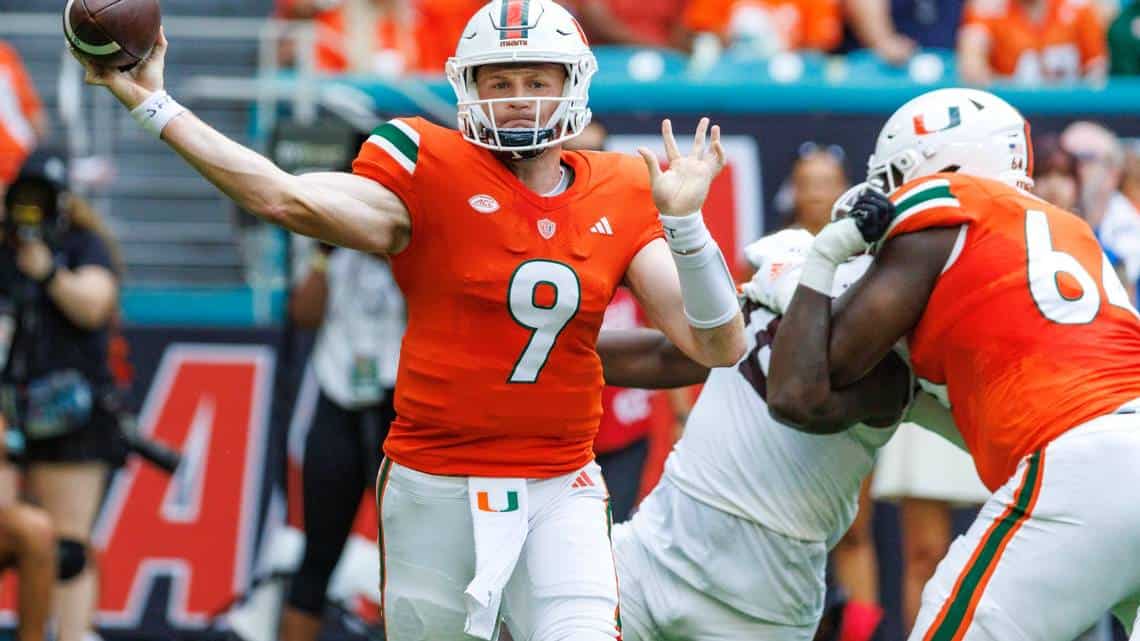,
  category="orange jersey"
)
[353,118,663,478]
[961,0,1106,80]
[884,173,1140,490]
[684,0,842,52]
[0,41,42,185]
